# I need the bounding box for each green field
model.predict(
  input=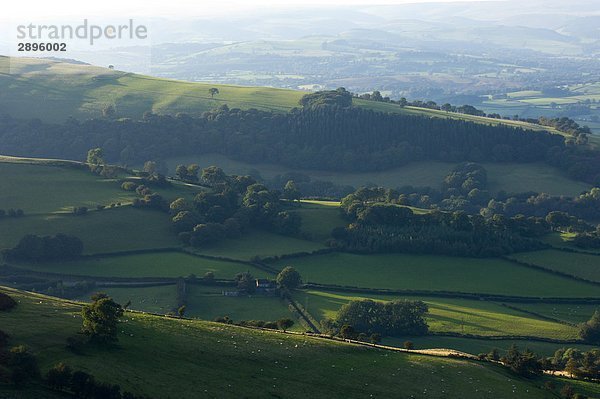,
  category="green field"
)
[509,303,599,325]
[186,285,296,324]
[10,251,266,279]
[294,290,579,340]
[76,284,177,314]
[511,250,600,282]
[0,162,136,214]
[0,206,180,254]
[382,336,598,358]
[275,252,600,298]
[165,153,589,196]
[292,201,346,242]
[190,229,326,261]
[0,287,564,399]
